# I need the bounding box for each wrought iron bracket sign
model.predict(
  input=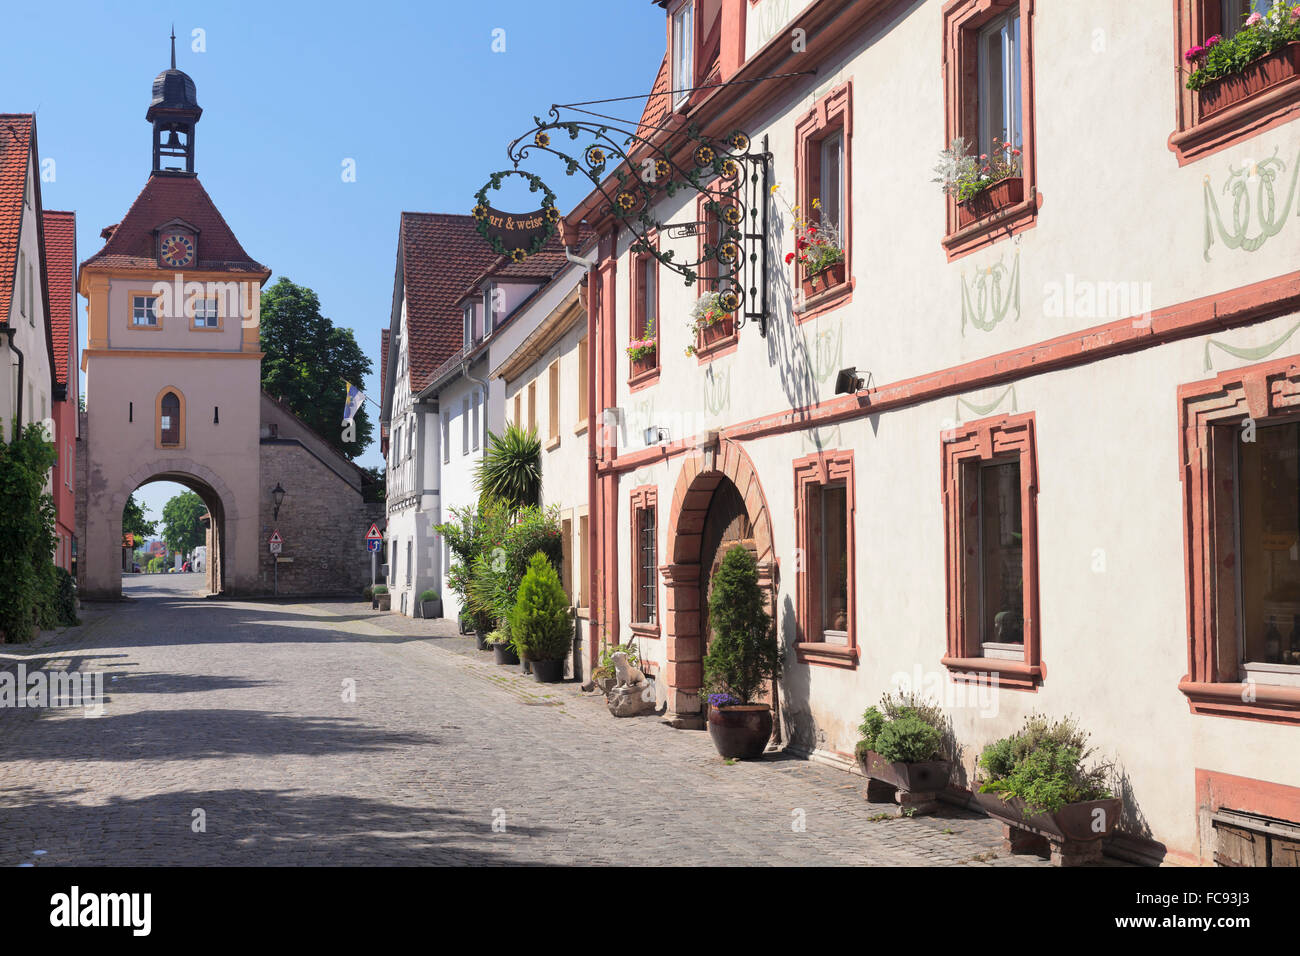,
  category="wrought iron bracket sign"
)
[477,105,772,336]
